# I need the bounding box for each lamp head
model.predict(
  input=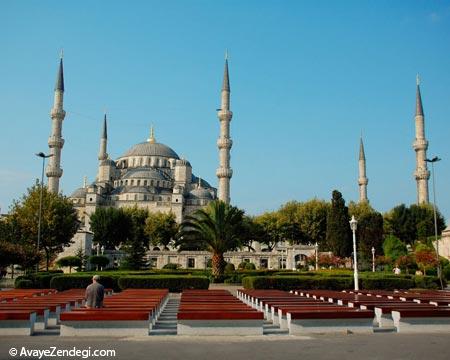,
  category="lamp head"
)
[349,215,358,231]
